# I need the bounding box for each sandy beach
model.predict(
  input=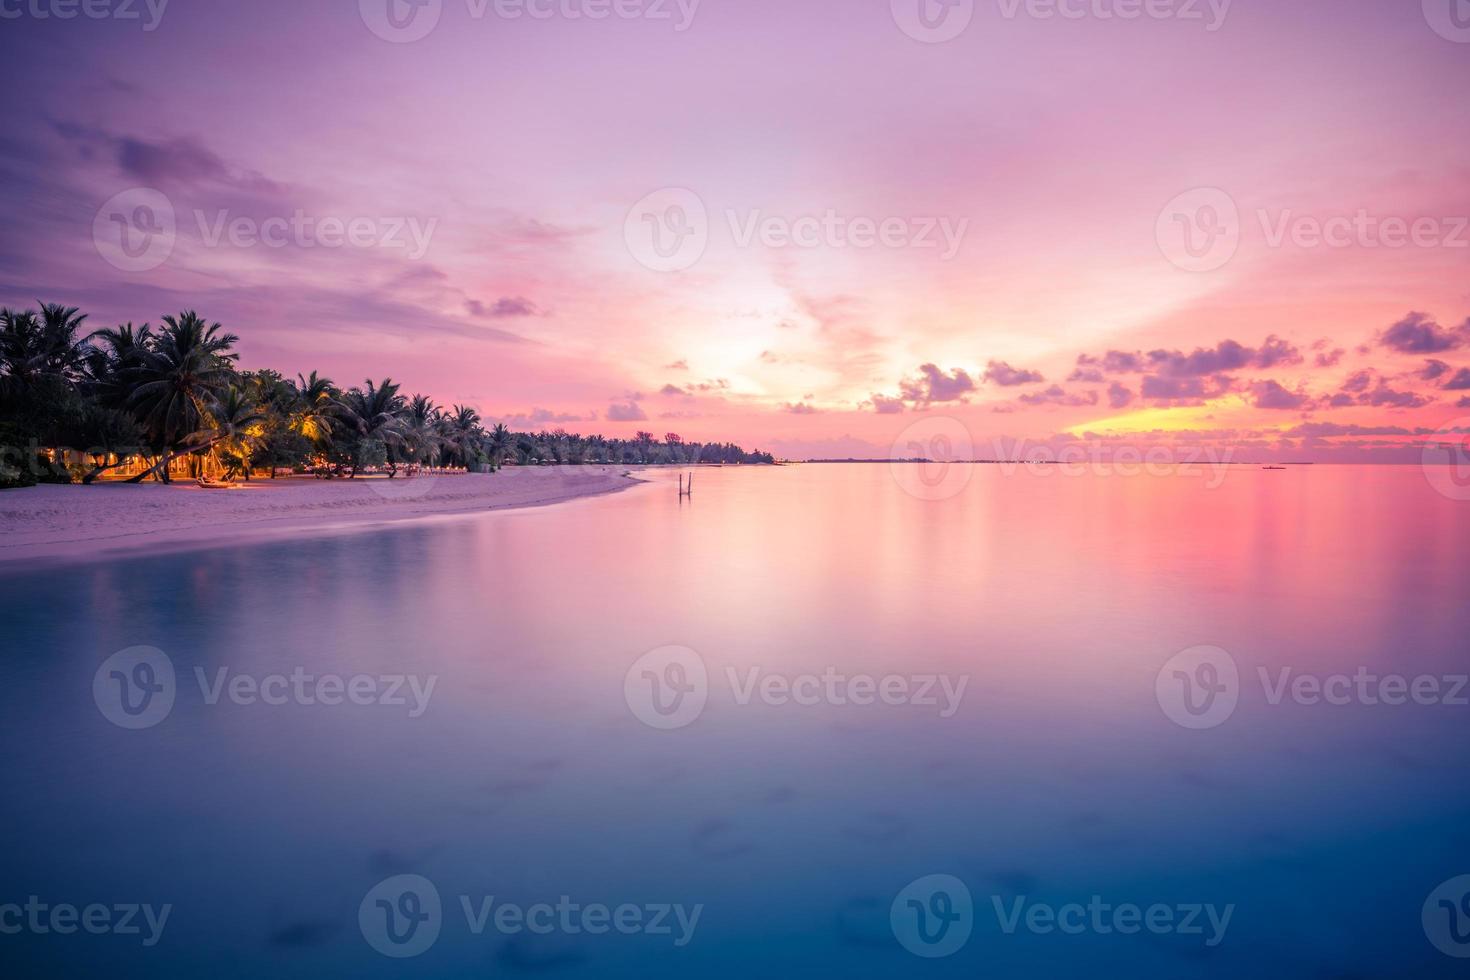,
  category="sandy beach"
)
[0,466,641,566]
